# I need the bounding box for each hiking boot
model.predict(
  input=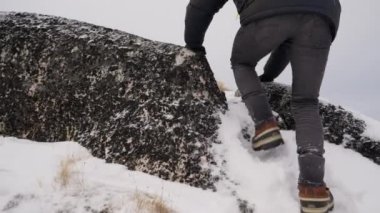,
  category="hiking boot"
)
[252,118,284,151]
[299,184,334,213]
